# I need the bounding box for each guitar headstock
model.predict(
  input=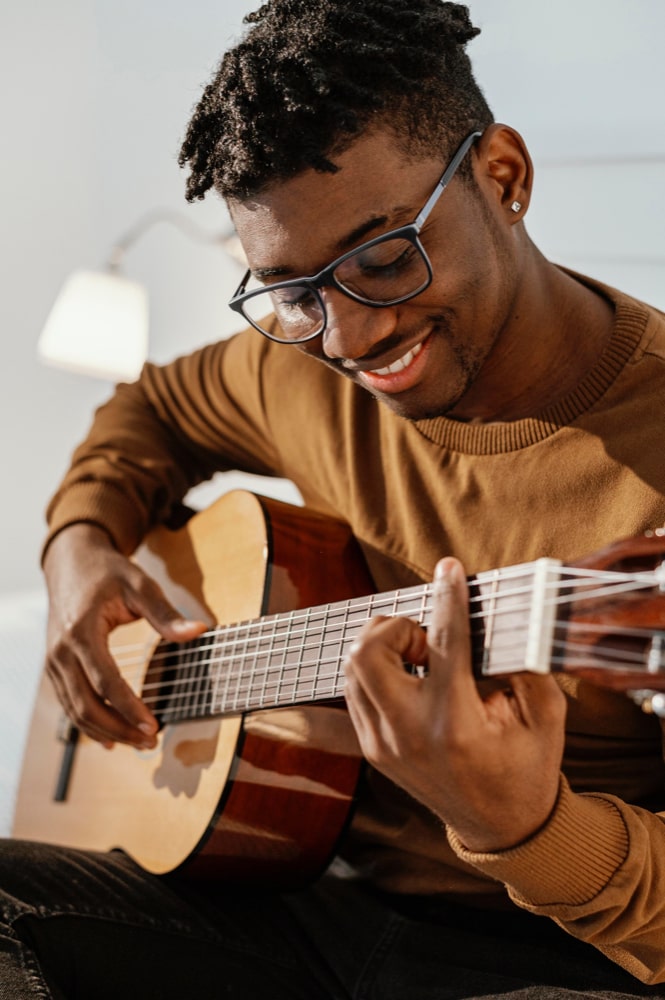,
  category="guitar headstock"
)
[563,528,665,714]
